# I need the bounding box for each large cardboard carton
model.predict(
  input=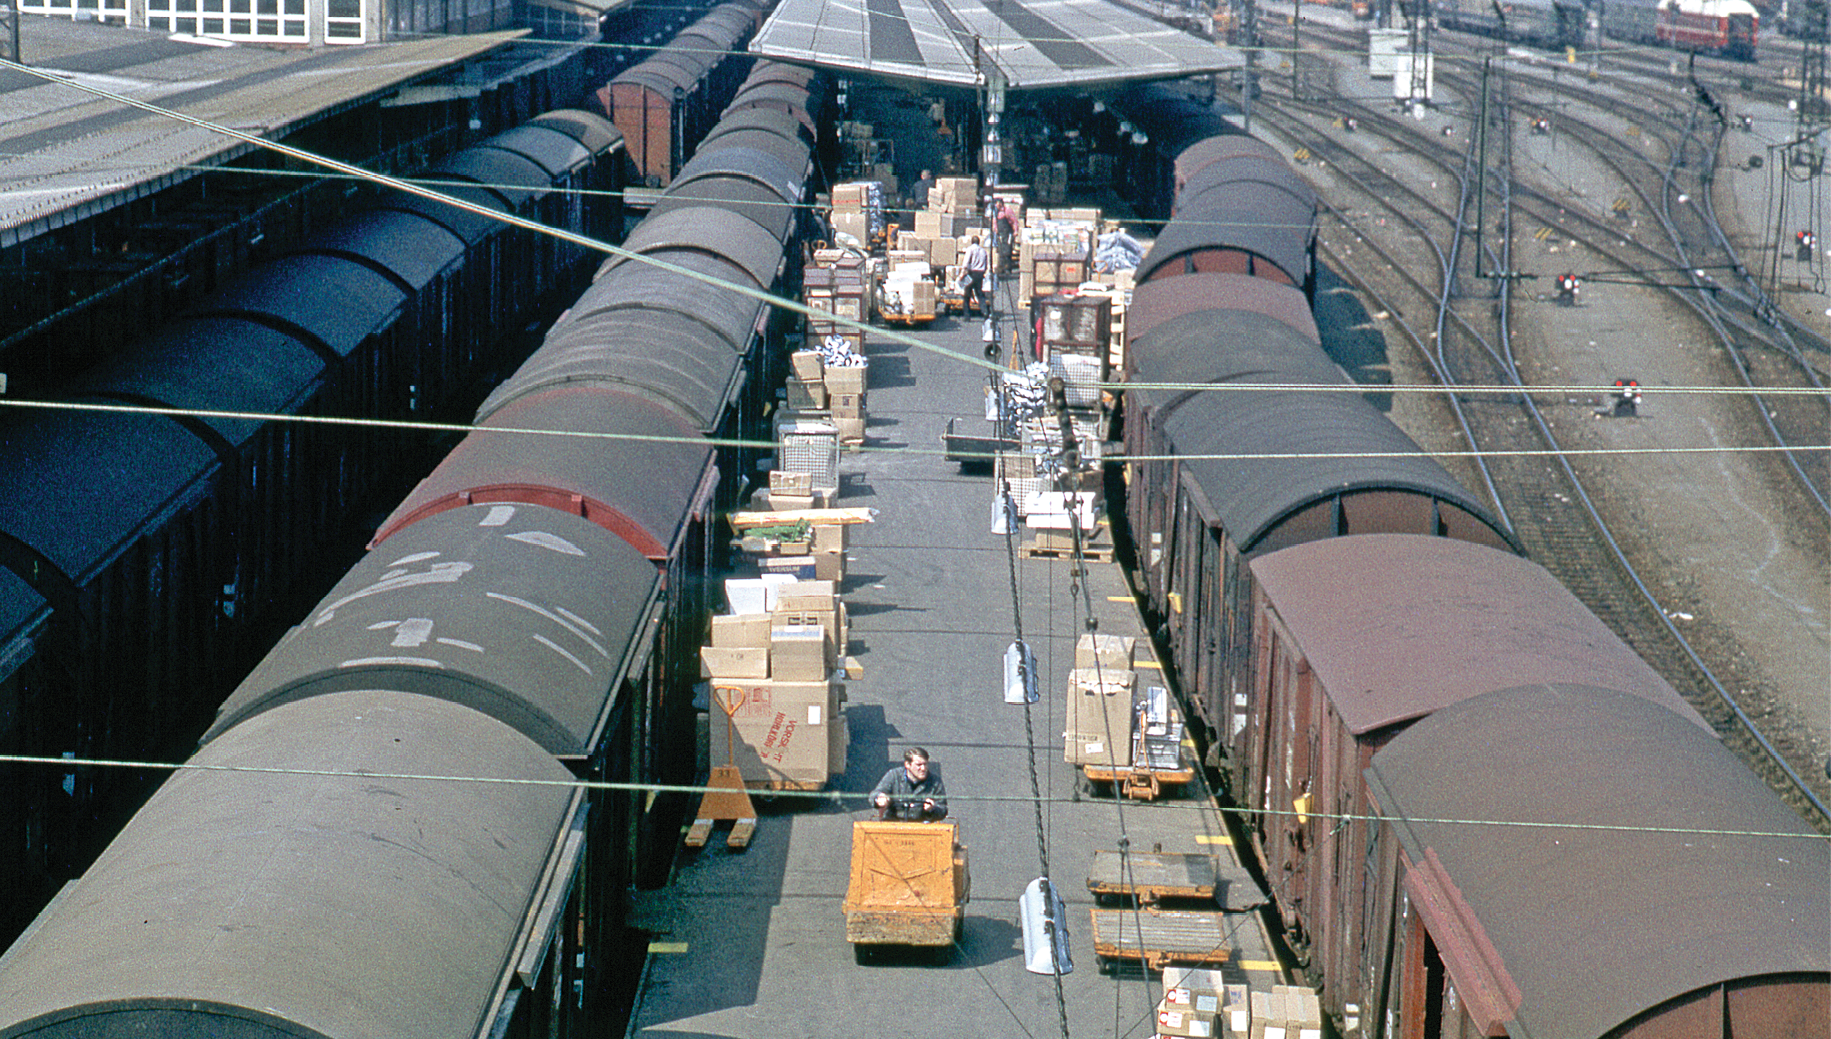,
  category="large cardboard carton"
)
[708,678,840,785]
[1063,667,1136,767]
